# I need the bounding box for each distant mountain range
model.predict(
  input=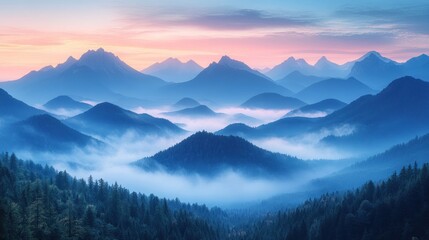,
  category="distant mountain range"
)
[1,49,427,108]
[348,52,429,89]
[218,77,429,154]
[241,93,306,110]
[285,99,347,118]
[157,56,292,104]
[0,48,166,104]
[142,57,203,83]
[265,51,429,91]
[66,102,184,138]
[134,131,308,178]
[294,77,375,104]
[266,56,352,80]
[43,95,92,113]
